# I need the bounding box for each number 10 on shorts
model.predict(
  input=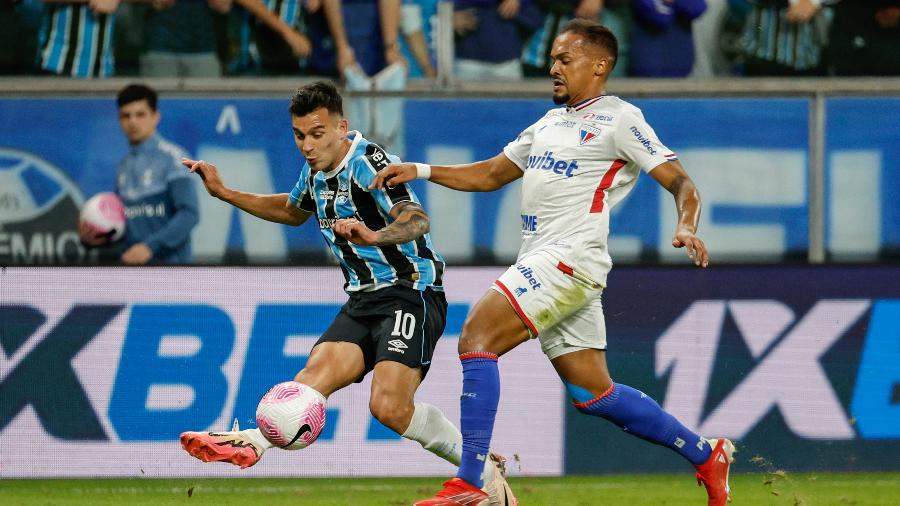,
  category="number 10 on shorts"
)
[391,310,417,339]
